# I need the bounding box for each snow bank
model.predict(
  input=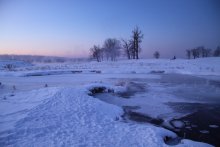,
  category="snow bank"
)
[0,84,212,147]
[0,87,59,131]
[2,57,219,76]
